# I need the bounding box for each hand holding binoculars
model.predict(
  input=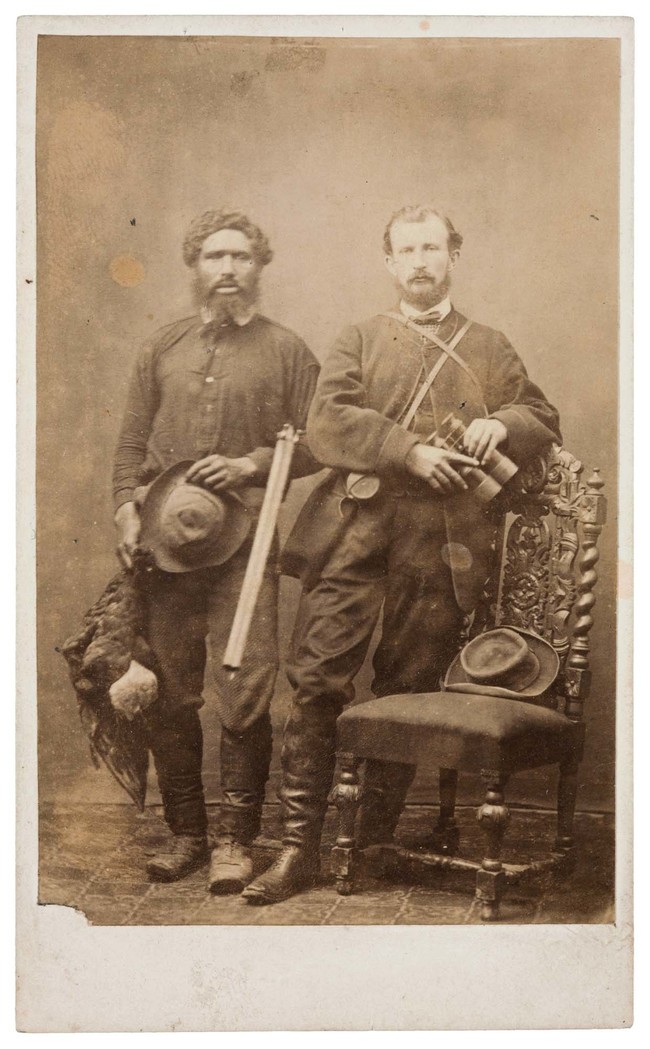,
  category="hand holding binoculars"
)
[433,414,518,503]
[345,413,517,503]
